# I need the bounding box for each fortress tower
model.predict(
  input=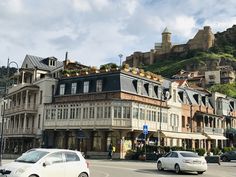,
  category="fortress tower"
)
[161,27,172,53]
